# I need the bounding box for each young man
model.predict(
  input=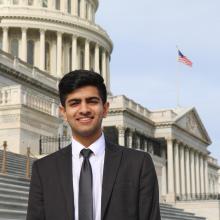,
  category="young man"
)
[27,70,161,220]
